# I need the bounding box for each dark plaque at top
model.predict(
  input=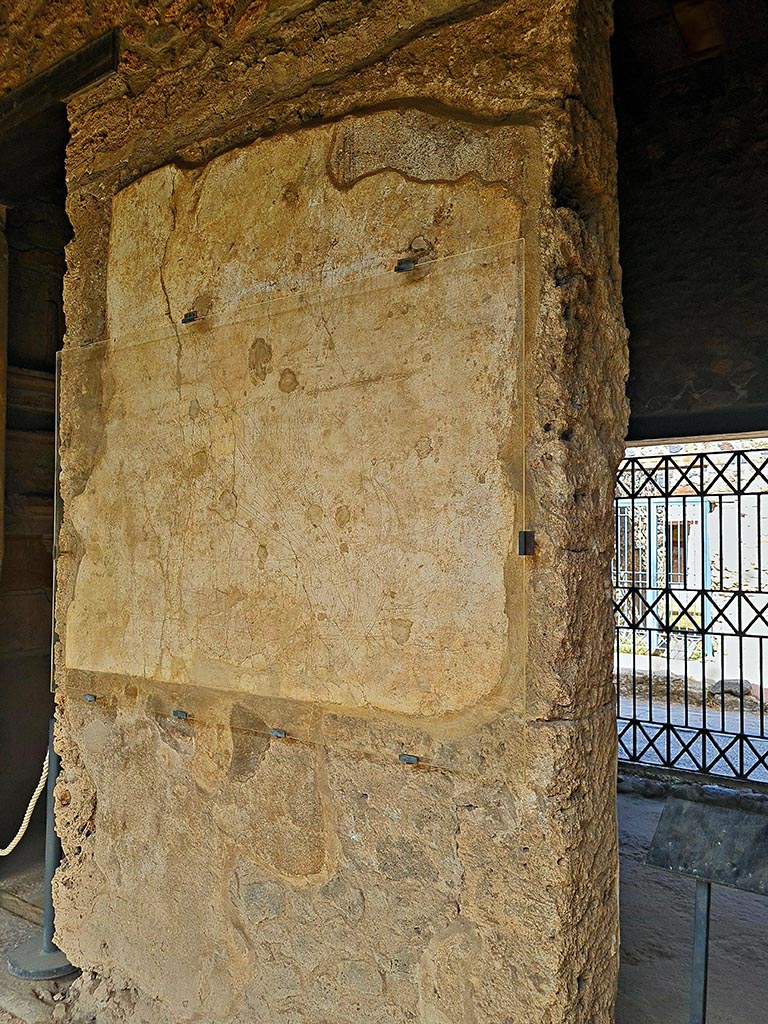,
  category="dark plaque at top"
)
[647,793,768,896]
